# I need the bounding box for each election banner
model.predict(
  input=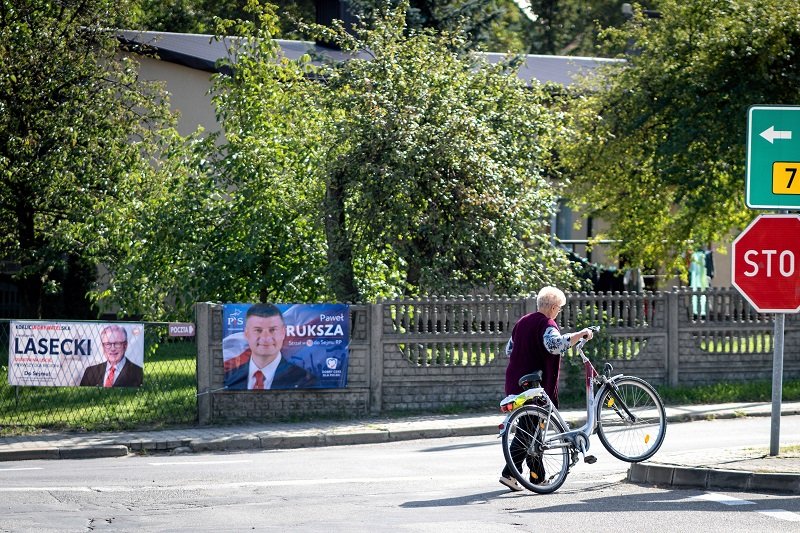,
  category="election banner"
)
[8,321,145,387]
[222,303,349,390]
